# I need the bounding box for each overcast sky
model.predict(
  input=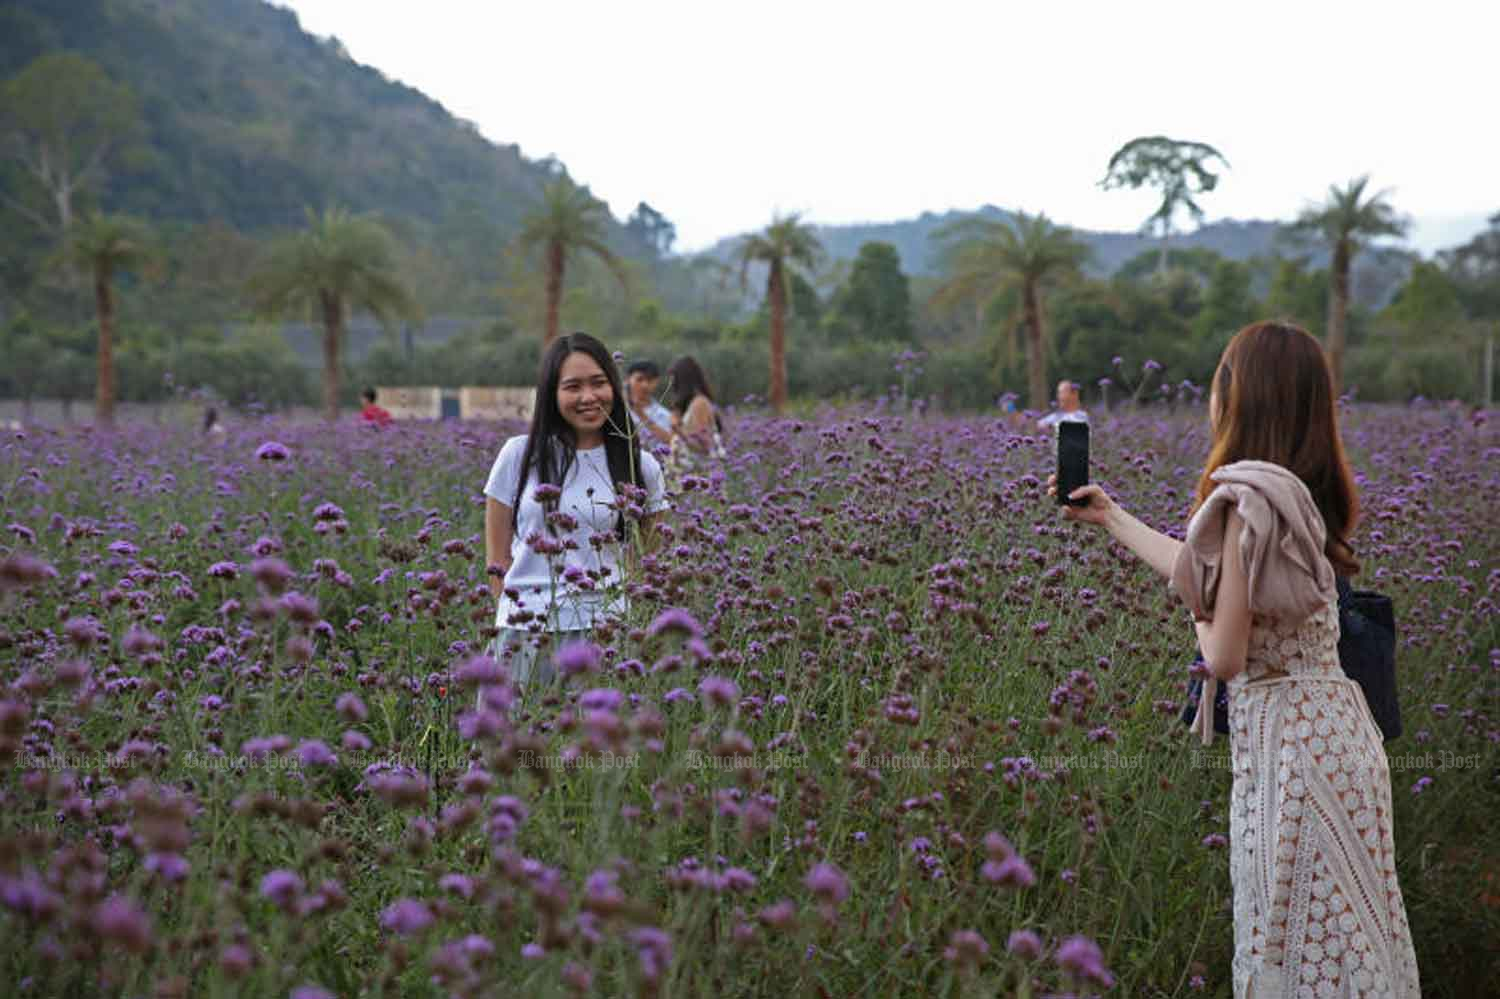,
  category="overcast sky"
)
[276,0,1493,255]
